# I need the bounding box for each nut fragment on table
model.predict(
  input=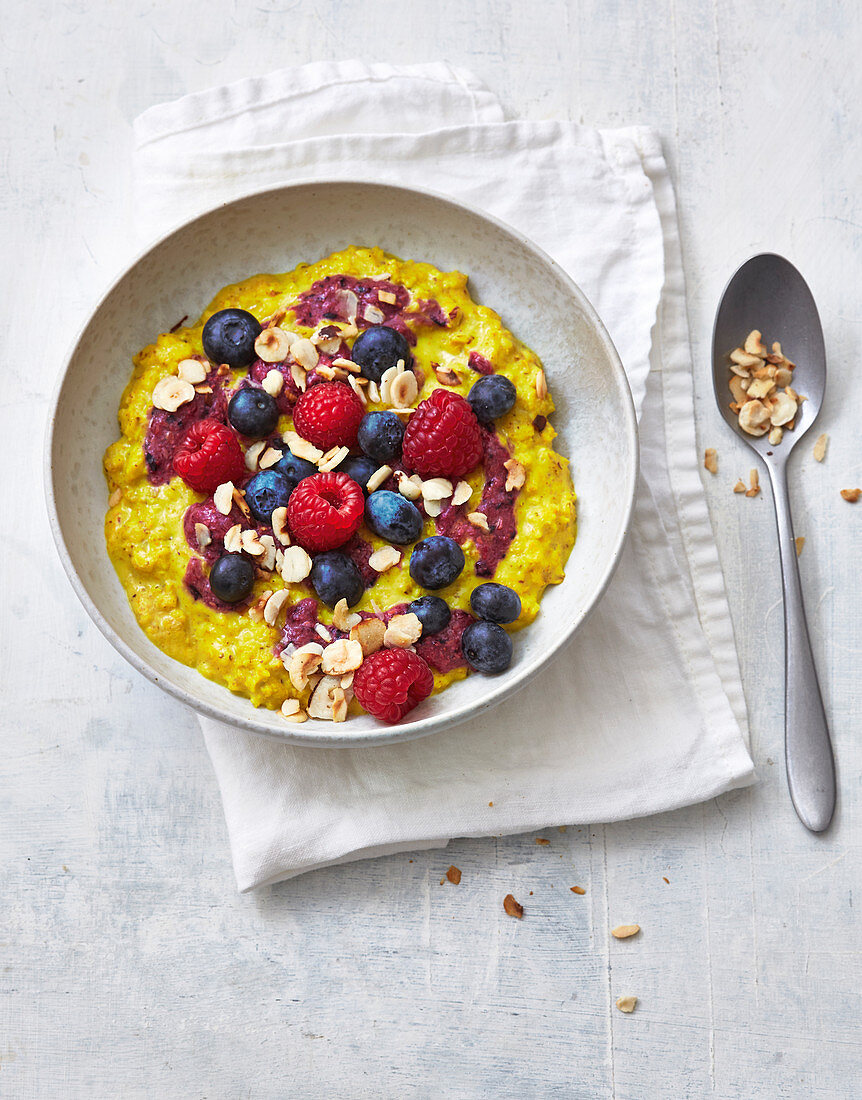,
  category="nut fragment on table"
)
[503,894,524,919]
[611,924,641,939]
[728,330,800,441]
[745,468,760,498]
[616,995,638,1013]
[703,448,718,475]
[795,536,805,556]
[813,433,828,462]
[840,488,861,503]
